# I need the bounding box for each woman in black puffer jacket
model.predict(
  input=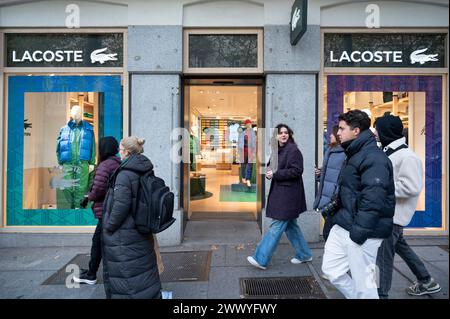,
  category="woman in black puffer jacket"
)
[102,136,161,299]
